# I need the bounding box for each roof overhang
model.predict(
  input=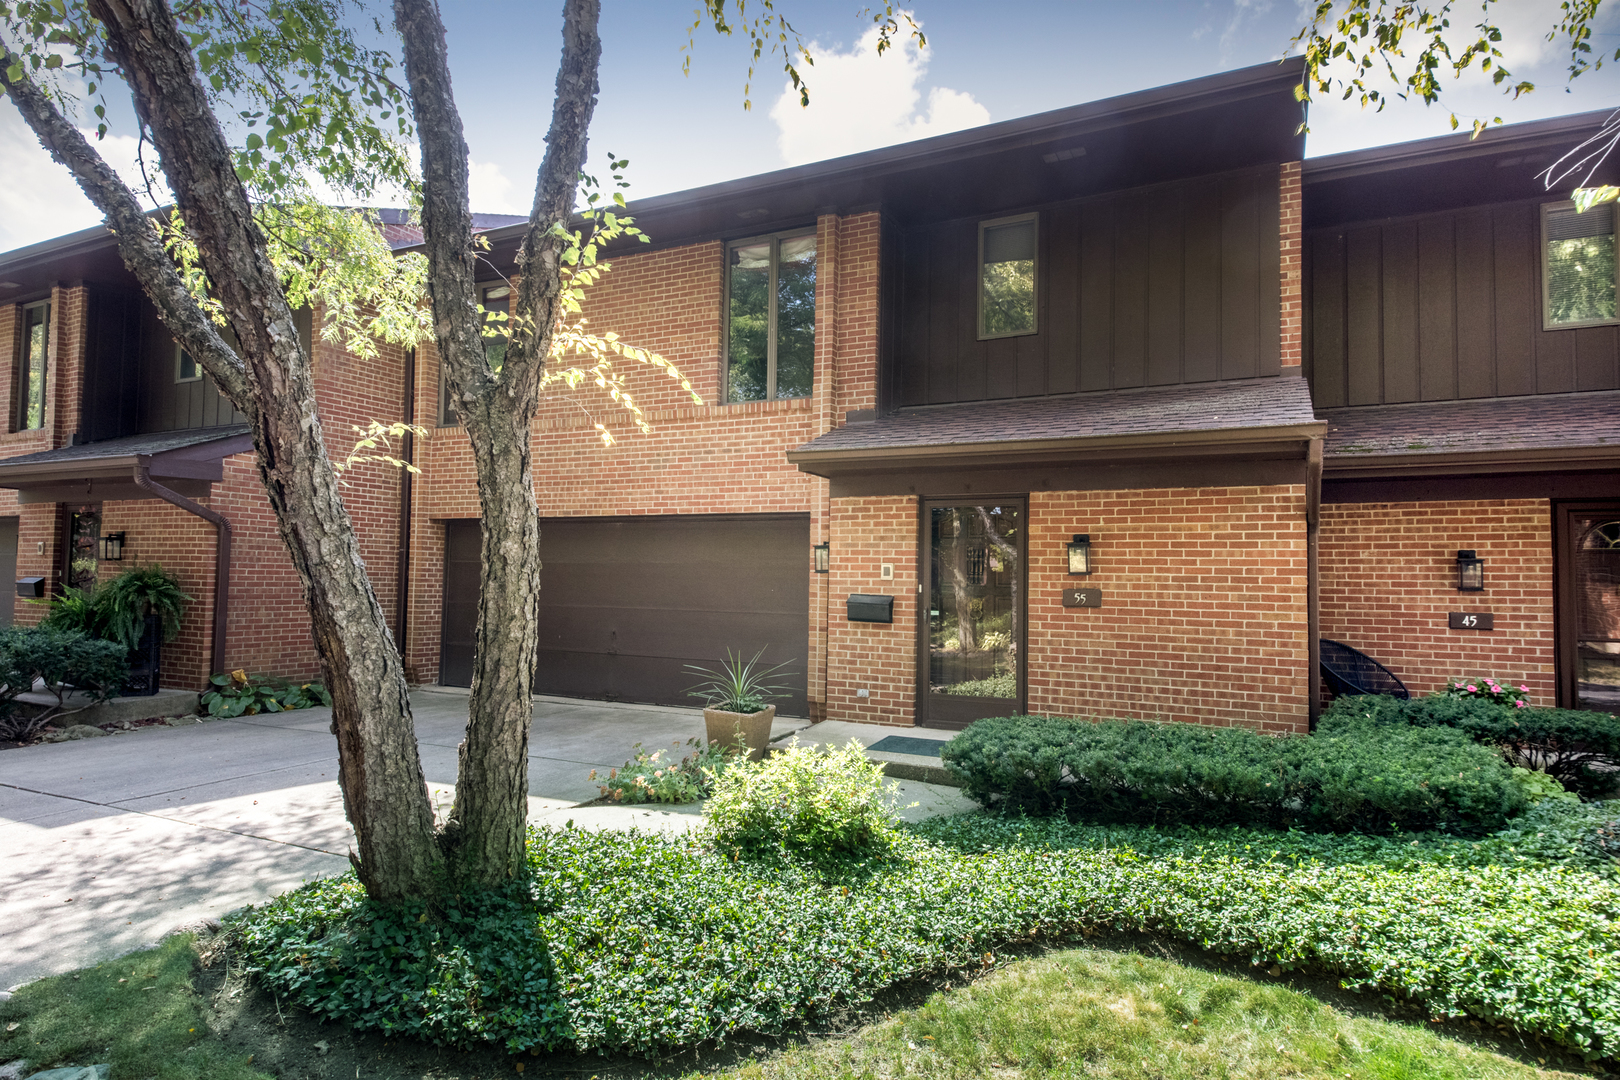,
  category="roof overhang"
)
[789,423,1327,478]
[1325,445,1620,480]
[0,427,253,504]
